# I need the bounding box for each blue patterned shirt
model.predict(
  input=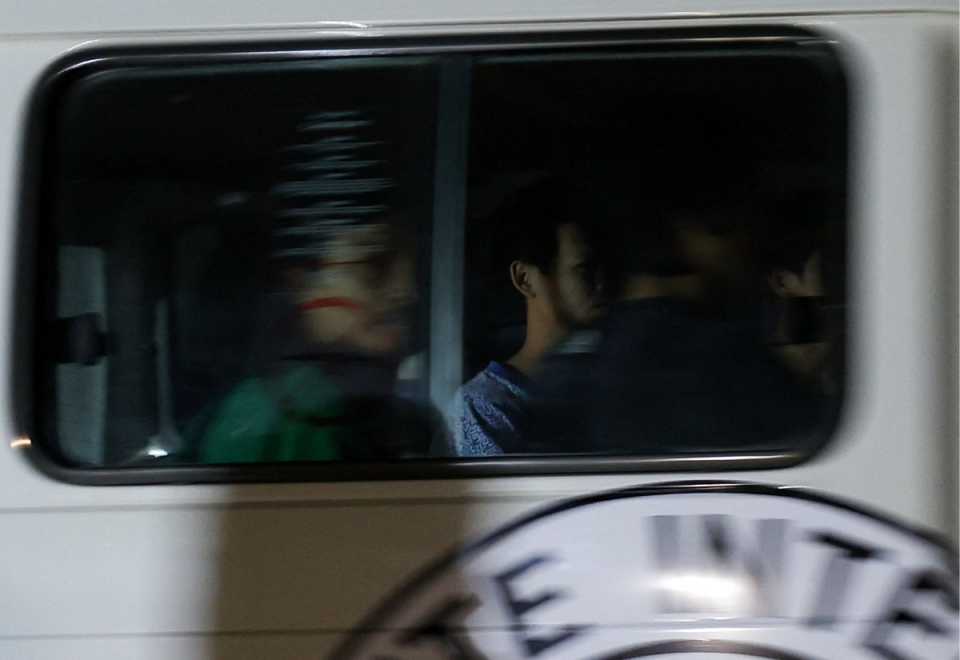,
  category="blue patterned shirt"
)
[447,361,528,456]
